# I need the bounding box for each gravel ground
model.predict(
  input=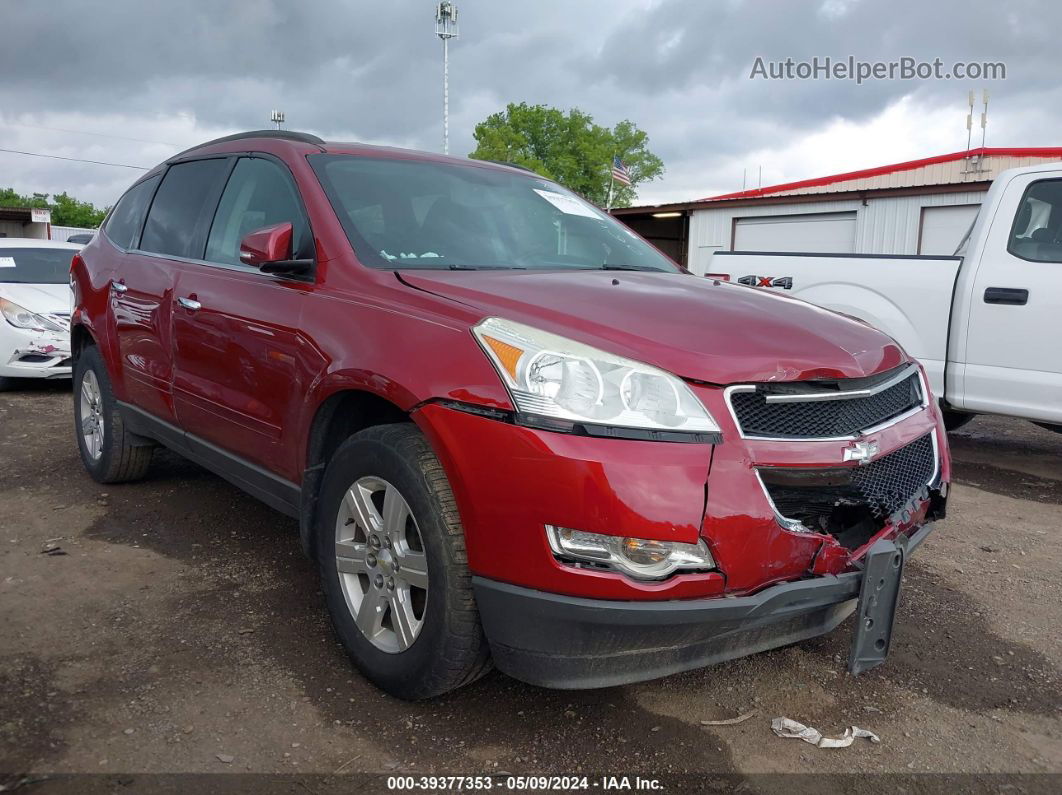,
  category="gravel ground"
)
[1,382,1060,791]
